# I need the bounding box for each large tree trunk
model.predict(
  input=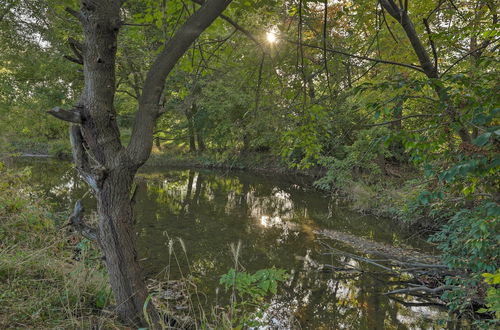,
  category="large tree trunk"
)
[74,1,153,325]
[51,0,233,326]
